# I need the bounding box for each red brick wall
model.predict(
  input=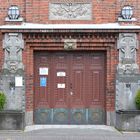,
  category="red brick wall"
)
[22,32,118,112]
[25,0,140,25]
[0,0,25,25]
[0,0,139,25]
[0,0,139,122]
[0,32,4,74]
[22,31,140,113]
